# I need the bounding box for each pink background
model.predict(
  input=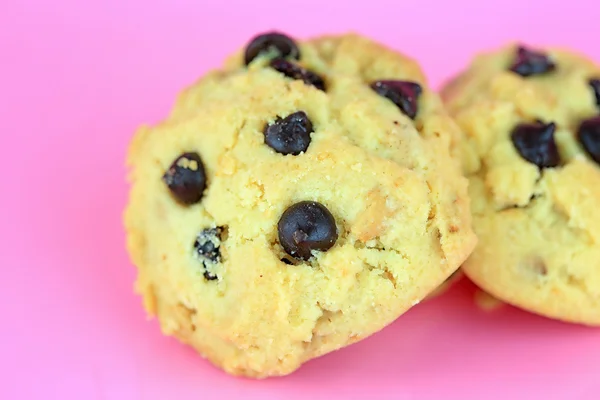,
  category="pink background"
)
[2,0,600,399]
